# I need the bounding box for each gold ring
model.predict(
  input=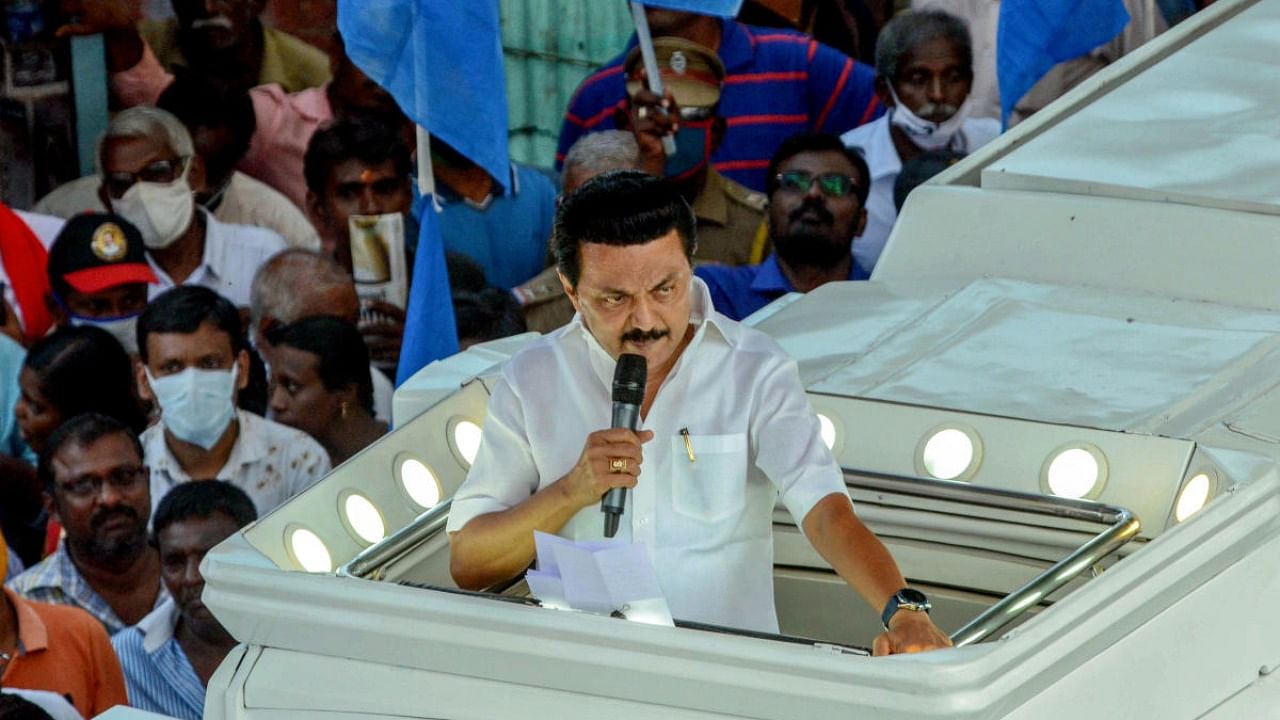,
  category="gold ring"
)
[636,106,649,121]
[609,457,628,473]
